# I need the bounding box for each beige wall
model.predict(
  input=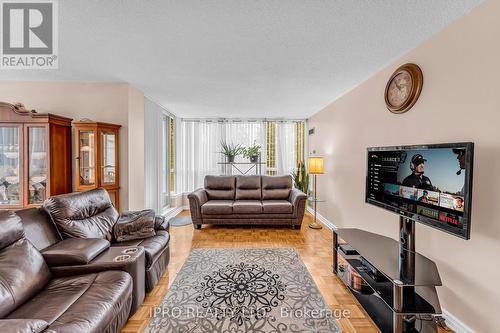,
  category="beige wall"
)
[308,1,499,332]
[0,81,145,210]
[127,85,145,210]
